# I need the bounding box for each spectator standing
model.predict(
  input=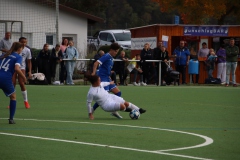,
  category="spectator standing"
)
[115,51,128,85]
[154,46,169,85]
[60,38,68,84]
[38,43,51,84]
[206,51,217,78]
[216,44,226,84]
[198,42,209,58]
[225,38,239,87]
[0,32,13,55]
[64,40,79,85]
[173,41,190,84]
[60,38,68,53]
[51,44,63,85]
[140,43,154,84]
[127,54,145,86]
